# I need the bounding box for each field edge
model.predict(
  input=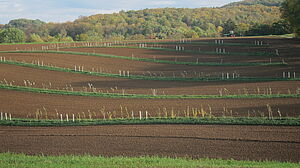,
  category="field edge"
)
[0,152,299,168]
